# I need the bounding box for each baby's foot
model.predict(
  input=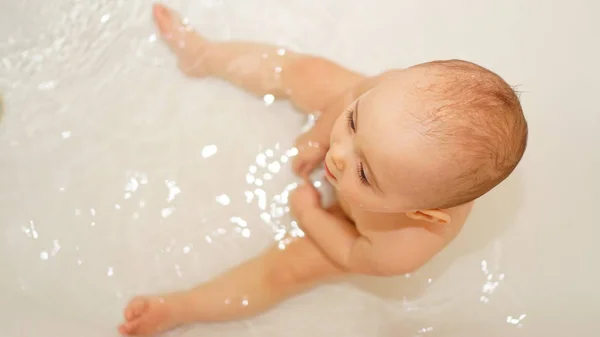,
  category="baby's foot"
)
[119,294,188,336]
[152,3,212,77]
